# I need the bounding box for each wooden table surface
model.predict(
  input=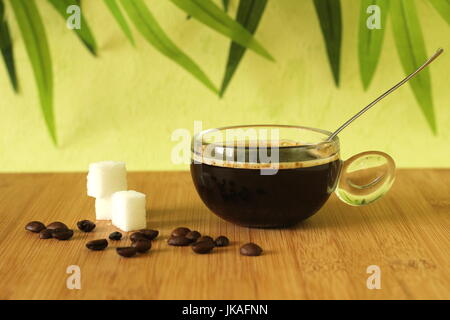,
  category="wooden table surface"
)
[0,170,449,300]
